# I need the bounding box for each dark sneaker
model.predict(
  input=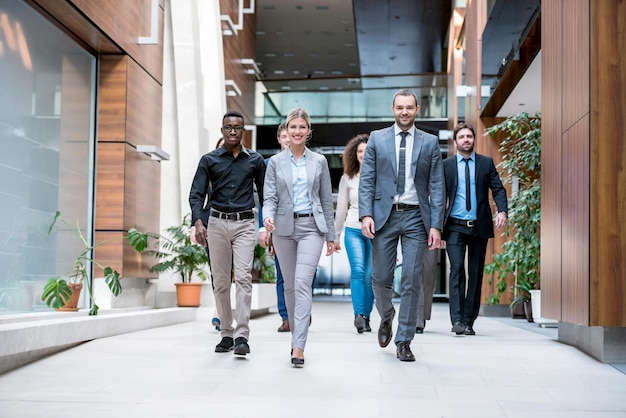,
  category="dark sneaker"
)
[215,336,234,352]
[354,314,365,334]
[234,337,250,356]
